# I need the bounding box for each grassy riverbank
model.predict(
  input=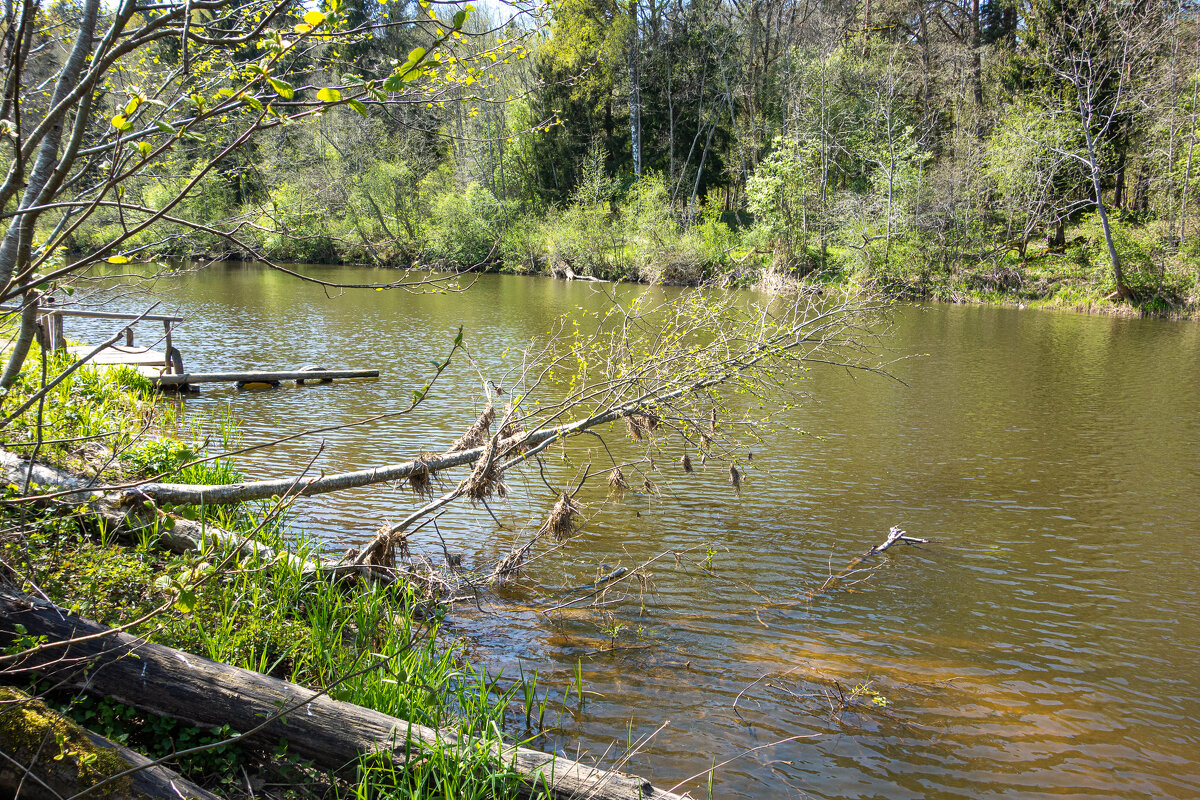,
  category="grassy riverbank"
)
[0,354,551,799]
[129,207,1200,321]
